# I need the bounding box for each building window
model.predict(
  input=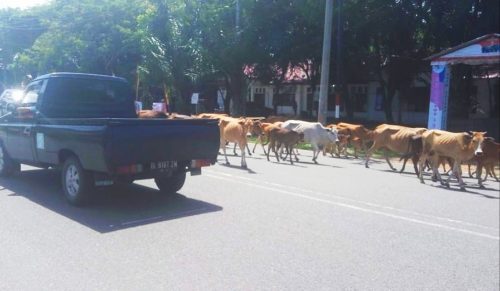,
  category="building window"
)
[254,88,266,107]
[350,84,368,112]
